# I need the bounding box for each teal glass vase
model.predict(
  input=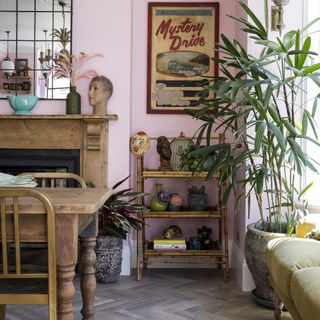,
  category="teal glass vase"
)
[66,86,81,114]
